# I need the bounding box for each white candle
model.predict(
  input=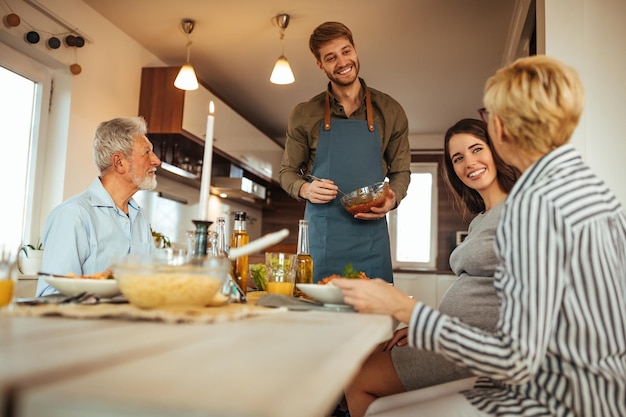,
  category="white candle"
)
[198,101,215,220]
